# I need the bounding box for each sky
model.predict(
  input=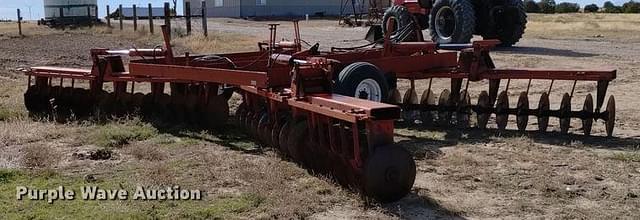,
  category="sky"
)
[0,0,184,20]
[0,0,631,20]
